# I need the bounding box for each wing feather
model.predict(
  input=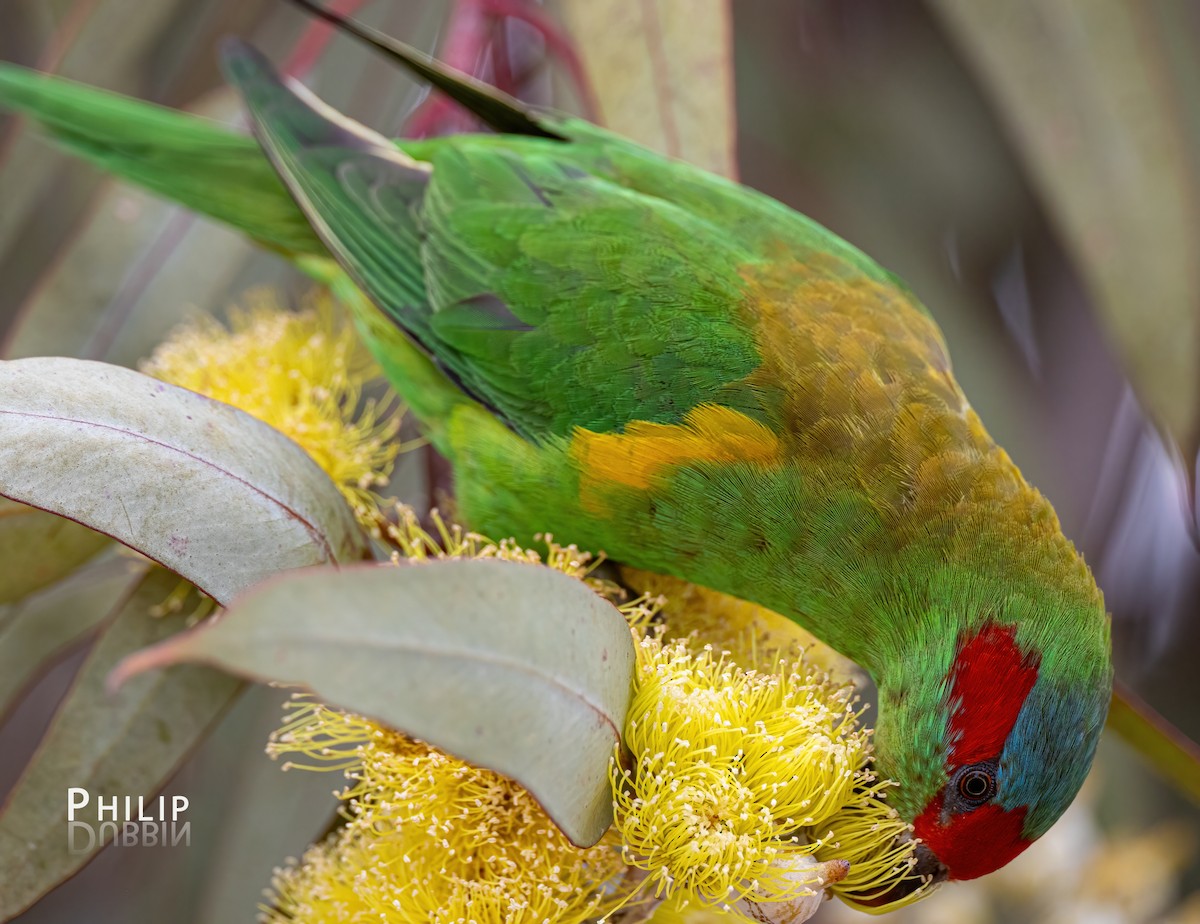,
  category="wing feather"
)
[220,41,773,438]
